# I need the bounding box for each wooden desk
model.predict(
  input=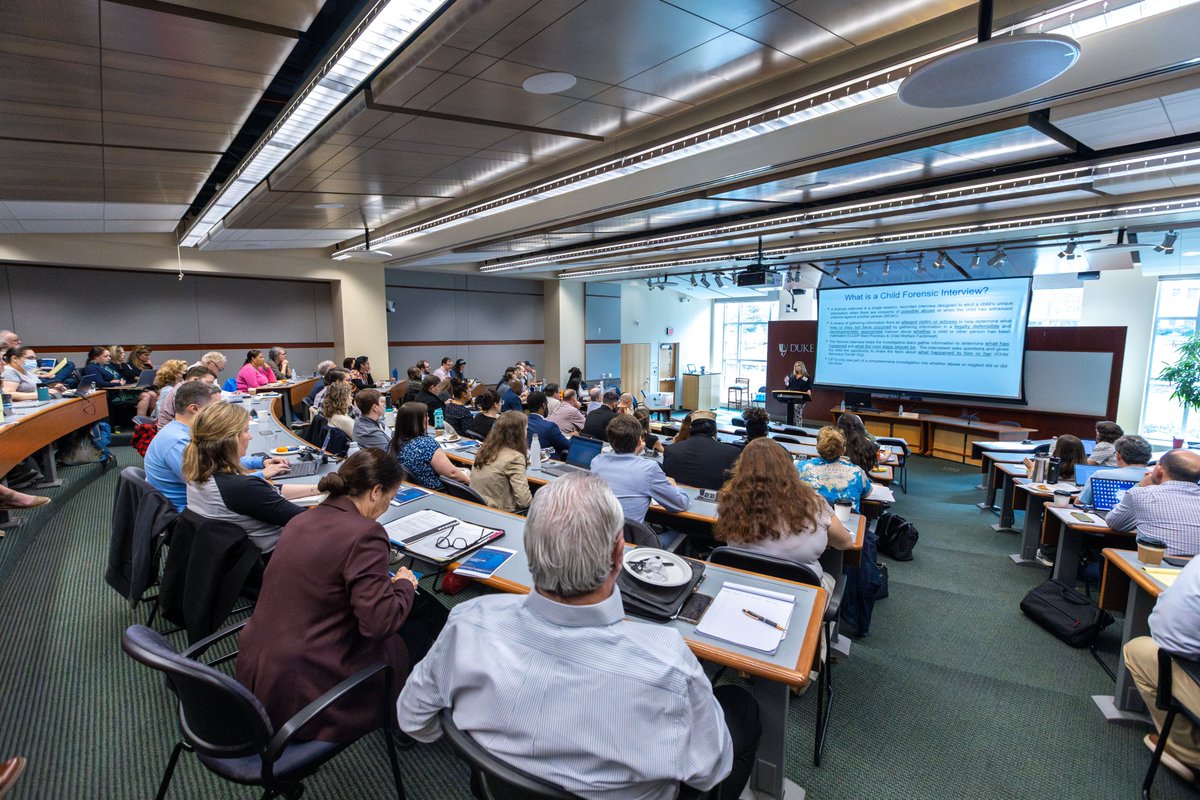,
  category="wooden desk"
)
[1041,505,1133,584]
[834,410,1035,465]
[261,403,824,799]
[1094,549,1179,726]
[247,378,317,426]
[978,452,1027,509]
[681,372,720,411]
[0,392,109,528]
